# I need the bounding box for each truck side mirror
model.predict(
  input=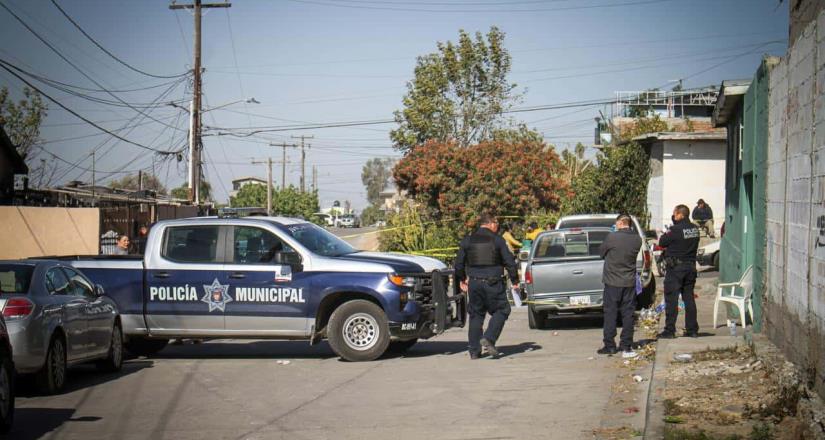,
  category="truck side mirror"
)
[95,284,106,297]
[644,230,658,240]
[273,252,303,273]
